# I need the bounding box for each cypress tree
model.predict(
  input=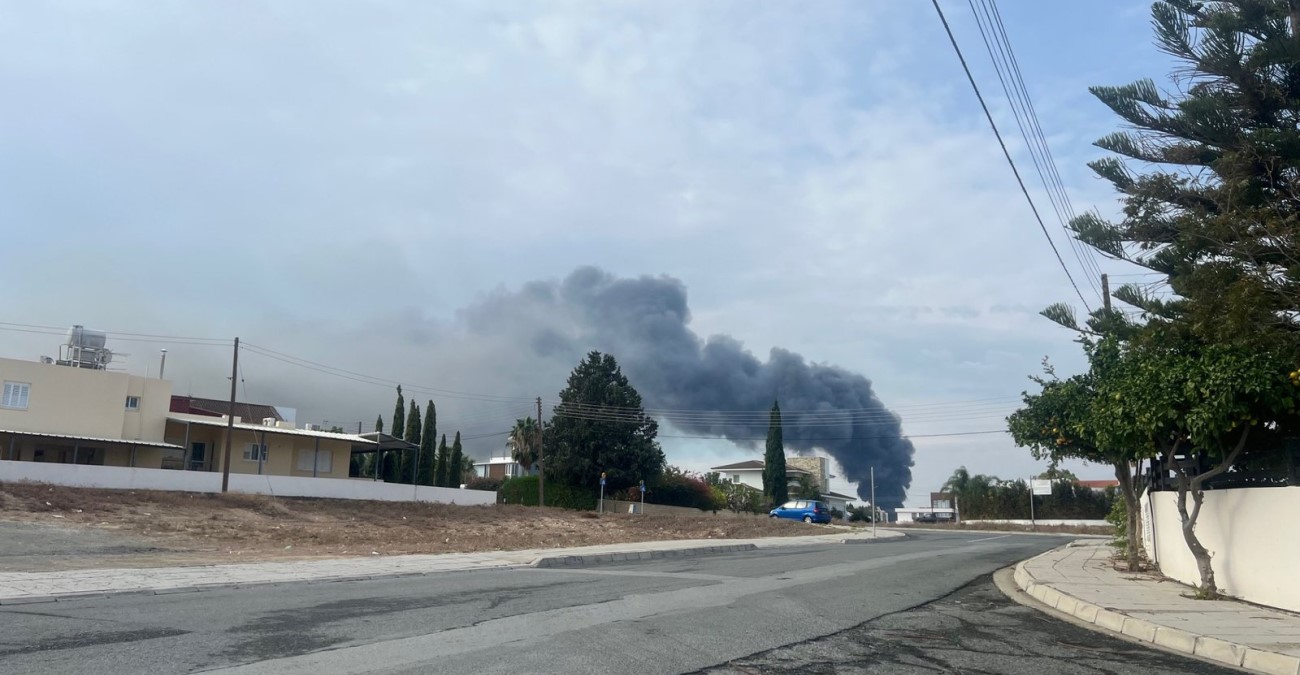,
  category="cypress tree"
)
[391,385,405,440]
[763,400,788,506]
[448,431,464,488]
[375,415,384,434]
[435,434,449,487]
[418,401,437,486]
[402,400,421,483]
